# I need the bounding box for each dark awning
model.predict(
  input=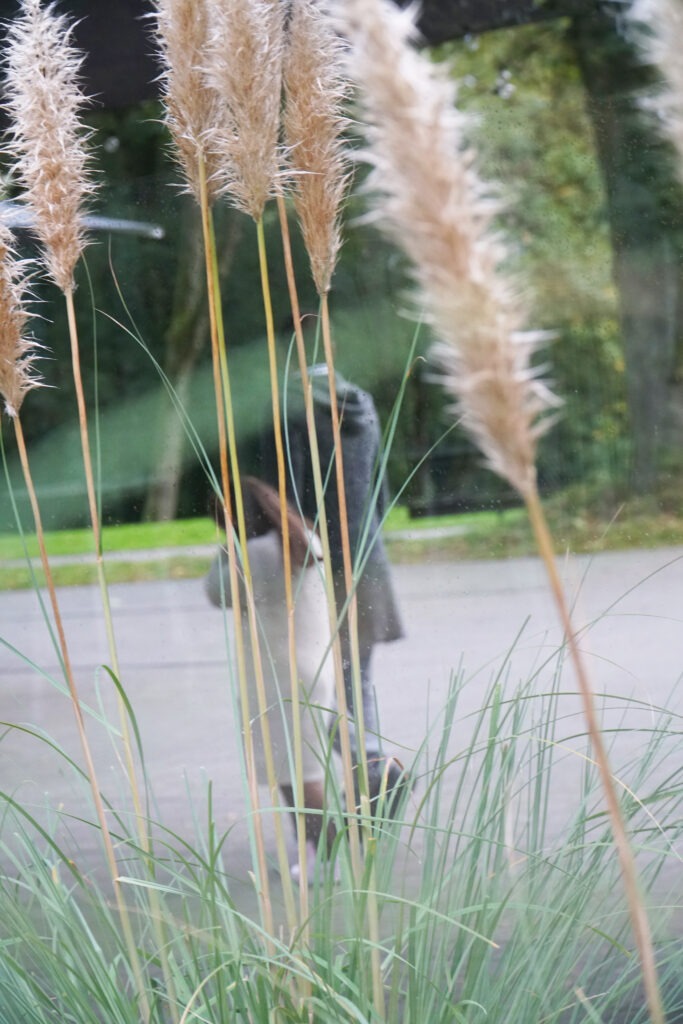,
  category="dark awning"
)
[0,0,160,112]
[0,0,594,112]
